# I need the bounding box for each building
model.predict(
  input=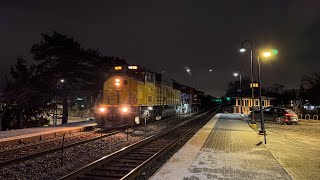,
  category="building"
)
[233,96,275,114]
[303,102,319,111]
